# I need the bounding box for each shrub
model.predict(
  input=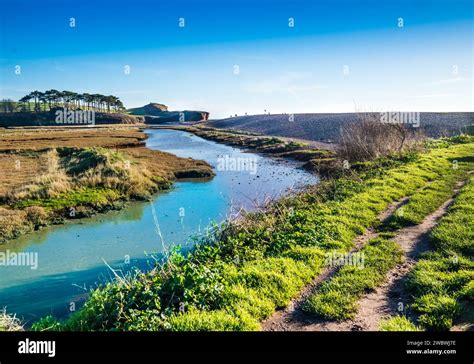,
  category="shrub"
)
[65,272,162,331]
[0,207,31,242]
[379,316,421,331]
[0,310,23,331]
[25,206,49,228]
[31,315,63,331]
[338,113,424,162]
[412,294,460,331]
